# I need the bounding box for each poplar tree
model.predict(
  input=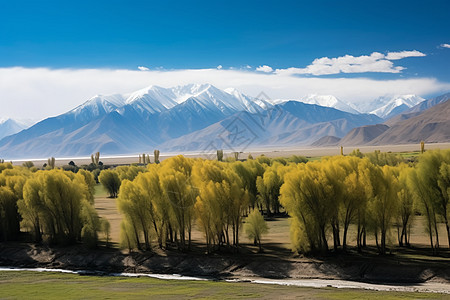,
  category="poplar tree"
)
[99,169,121,198]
